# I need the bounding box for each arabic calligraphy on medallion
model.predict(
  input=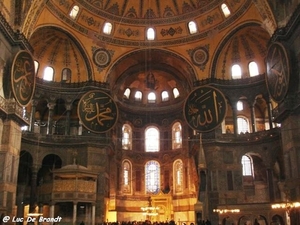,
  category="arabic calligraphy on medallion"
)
[184,86,227,132]
[78,90,118,133]
[11,50,36,106]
